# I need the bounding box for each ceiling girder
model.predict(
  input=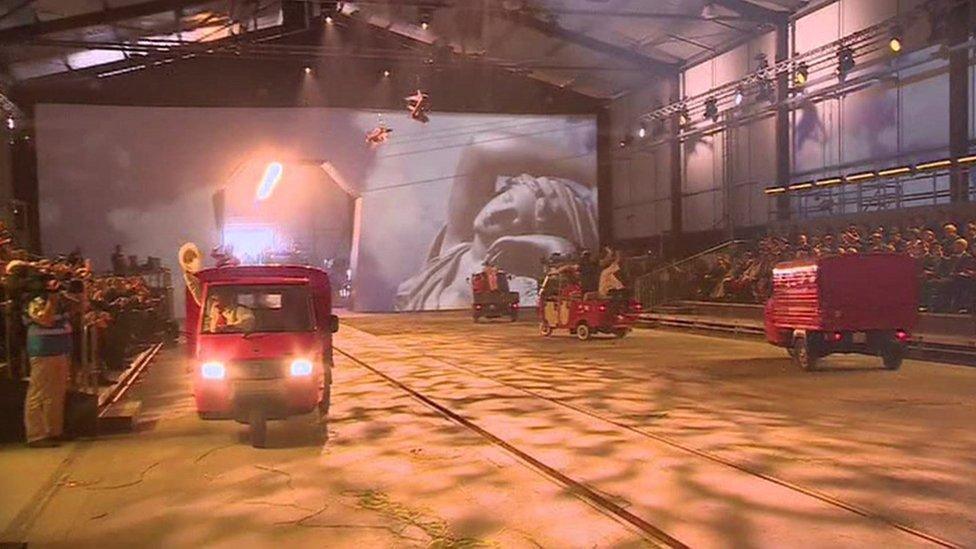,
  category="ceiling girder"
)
[496,10,678,76]
[712,0,788,25]
[0,0,215,44]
